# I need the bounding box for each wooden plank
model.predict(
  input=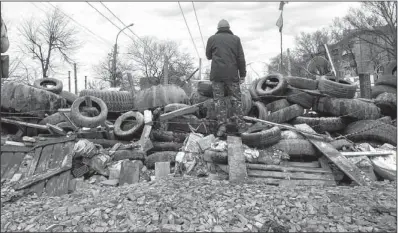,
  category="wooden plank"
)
[154,162,170,180]
[228,136,247,181]
[16,152,35,180]
[1,152,14,177]
[84,138,130,148]
[341,151,394,158]
[139,125,153,152]
[279,179,337,187]
[1,145,31,153]
[281,161,320,168]
[32,135,76,149]
[26,147,42,177]
[248,169,335,181]
[248,177,281,185]
[15,164,72,190]
[2,152,25,180]
[44,143,66,196]
[29,145,54,196]
[247,164,332,174]
[144,110,153,125]
[159,101,208,121]
[55,141,75,196]
[294,124,369,186]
